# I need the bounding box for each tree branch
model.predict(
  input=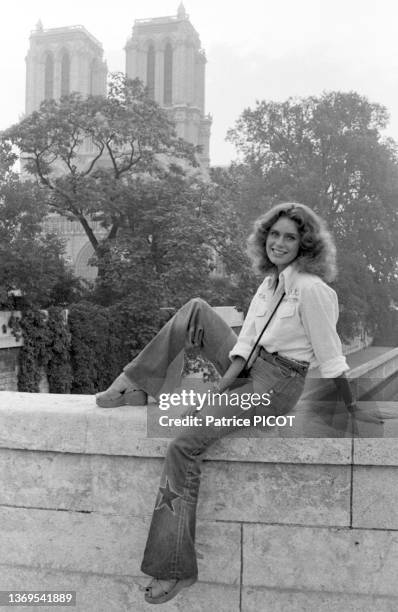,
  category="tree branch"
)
[83,141,105,176]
